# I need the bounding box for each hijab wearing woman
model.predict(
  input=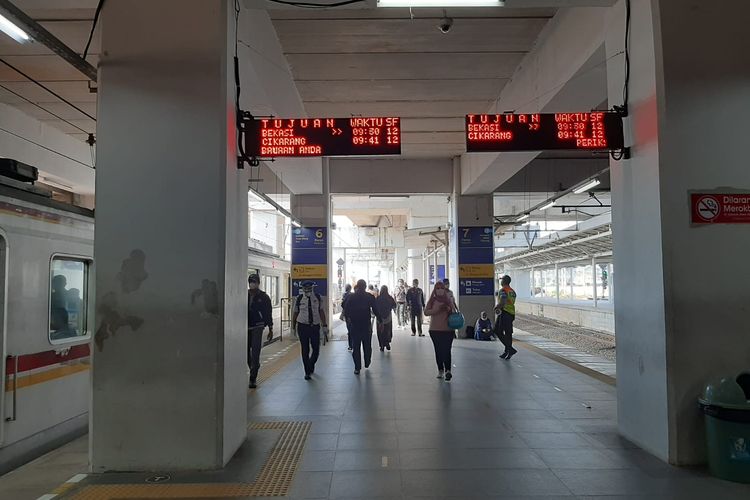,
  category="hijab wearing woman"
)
[375,285,396,351]
[424,280,456,381]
